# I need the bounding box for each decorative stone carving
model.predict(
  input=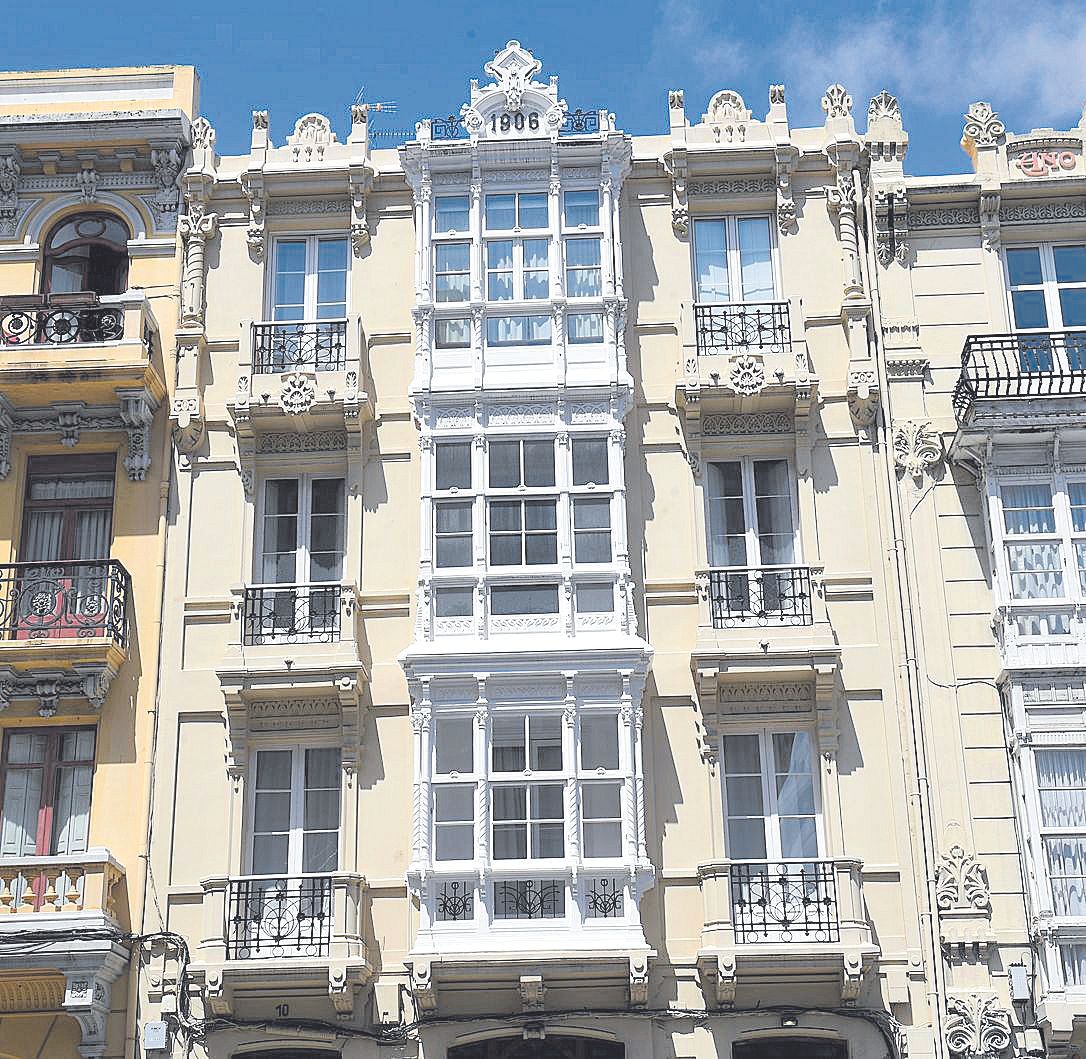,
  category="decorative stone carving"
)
[0,148,21,220]
[519,974,545,1011]
[258,429,348,453]
[962,102,1006,149]
[689,176,774,196]
[485,40,543,113]
[936,844,991,912]
[728,354,765,395]
[117,387,157,481]
[668,89,684,110]
[847,368,880,431]
[893,186,909,262]
[868,90,900,122]
[239,171,265,258]
[629,955,649,1007]
[178,198,217,327]
[149,141,183,216]
[190,116,216,150]
[944,994,1011,1059]
[349,164,372,255]
[75,163,99,204]
[278,372,317,415]
[672,204,689,237]
[0,396,12,480]
[979,190,1001,251]
[769,84,785,105]
[702,411,793,435]
[775,145,799,235]
[703,90,750,142]
[288,113,337,162]
[874,189,893,265]
[821,83,853,120]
